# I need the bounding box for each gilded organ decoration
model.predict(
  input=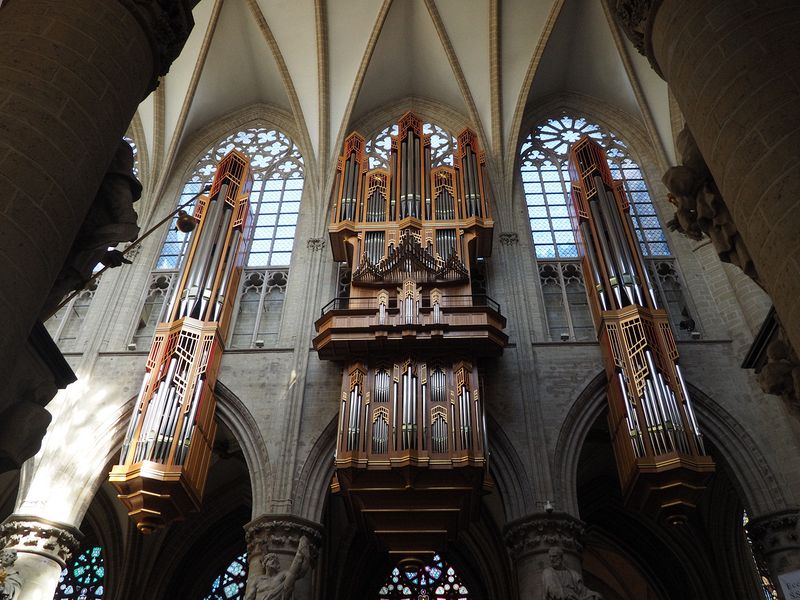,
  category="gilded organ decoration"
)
[567,137,714,522]
[109,151,254,533]
[315,113,506,556]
